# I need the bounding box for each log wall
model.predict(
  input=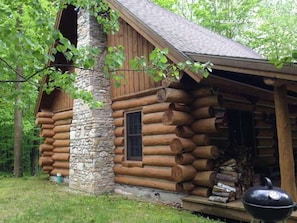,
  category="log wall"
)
[36,109,72,177]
